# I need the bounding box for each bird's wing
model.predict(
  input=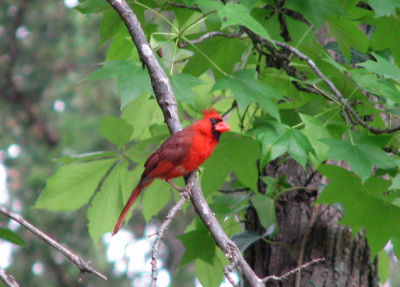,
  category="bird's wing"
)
[141,129,193,180]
